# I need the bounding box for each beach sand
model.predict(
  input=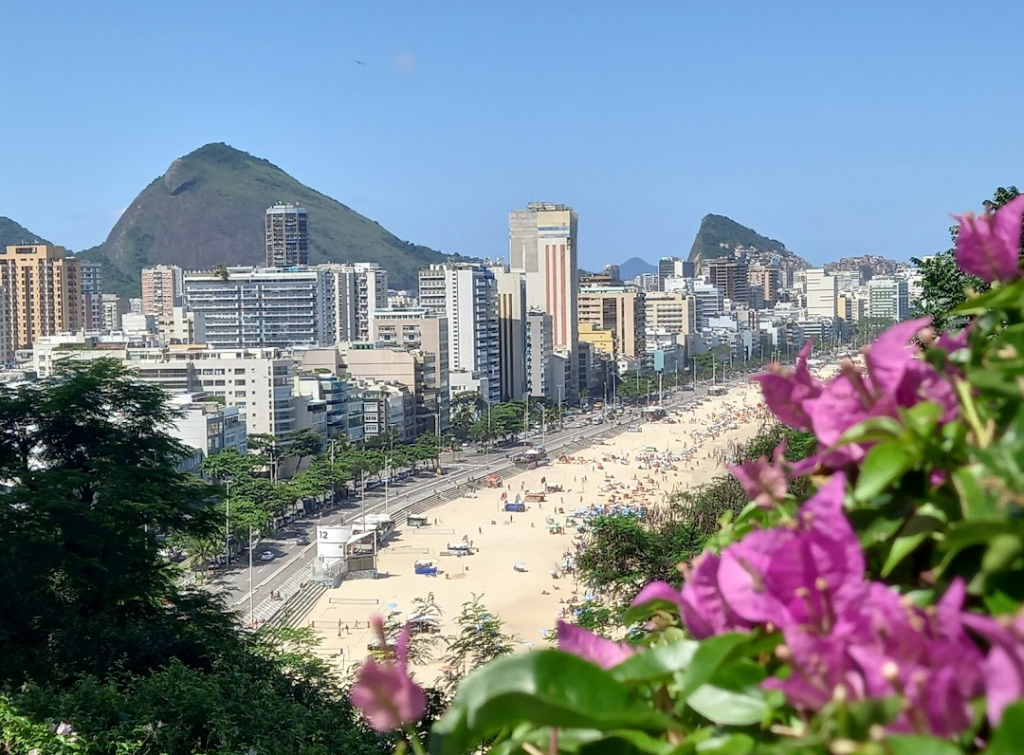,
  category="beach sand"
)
[305,382,771,683]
